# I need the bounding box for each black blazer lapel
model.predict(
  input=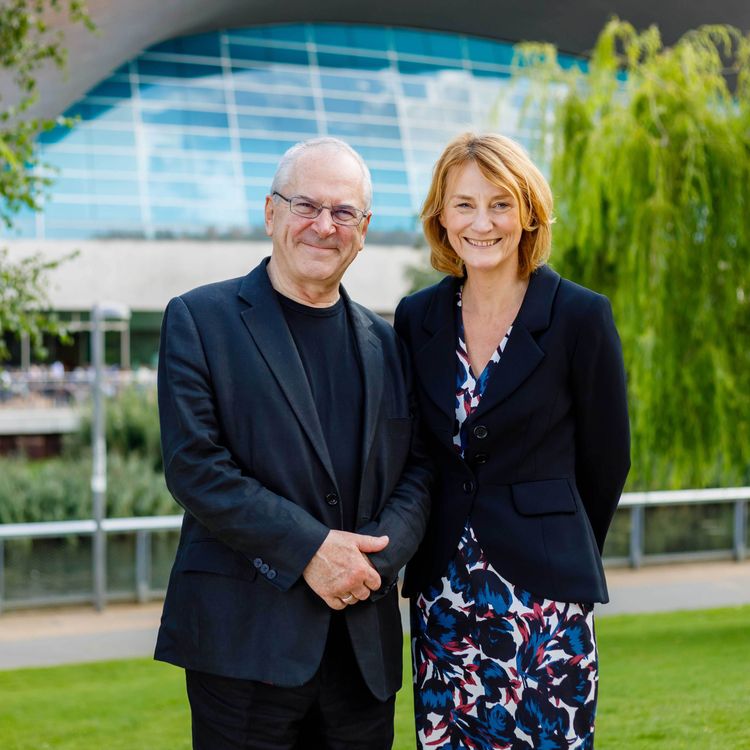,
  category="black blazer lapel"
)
[472,264,561,420]
[344,292,384,519]
[413,275,459,433]
[237,261,338,489]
